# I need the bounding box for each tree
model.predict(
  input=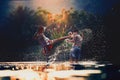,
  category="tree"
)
[0,6,47,61]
